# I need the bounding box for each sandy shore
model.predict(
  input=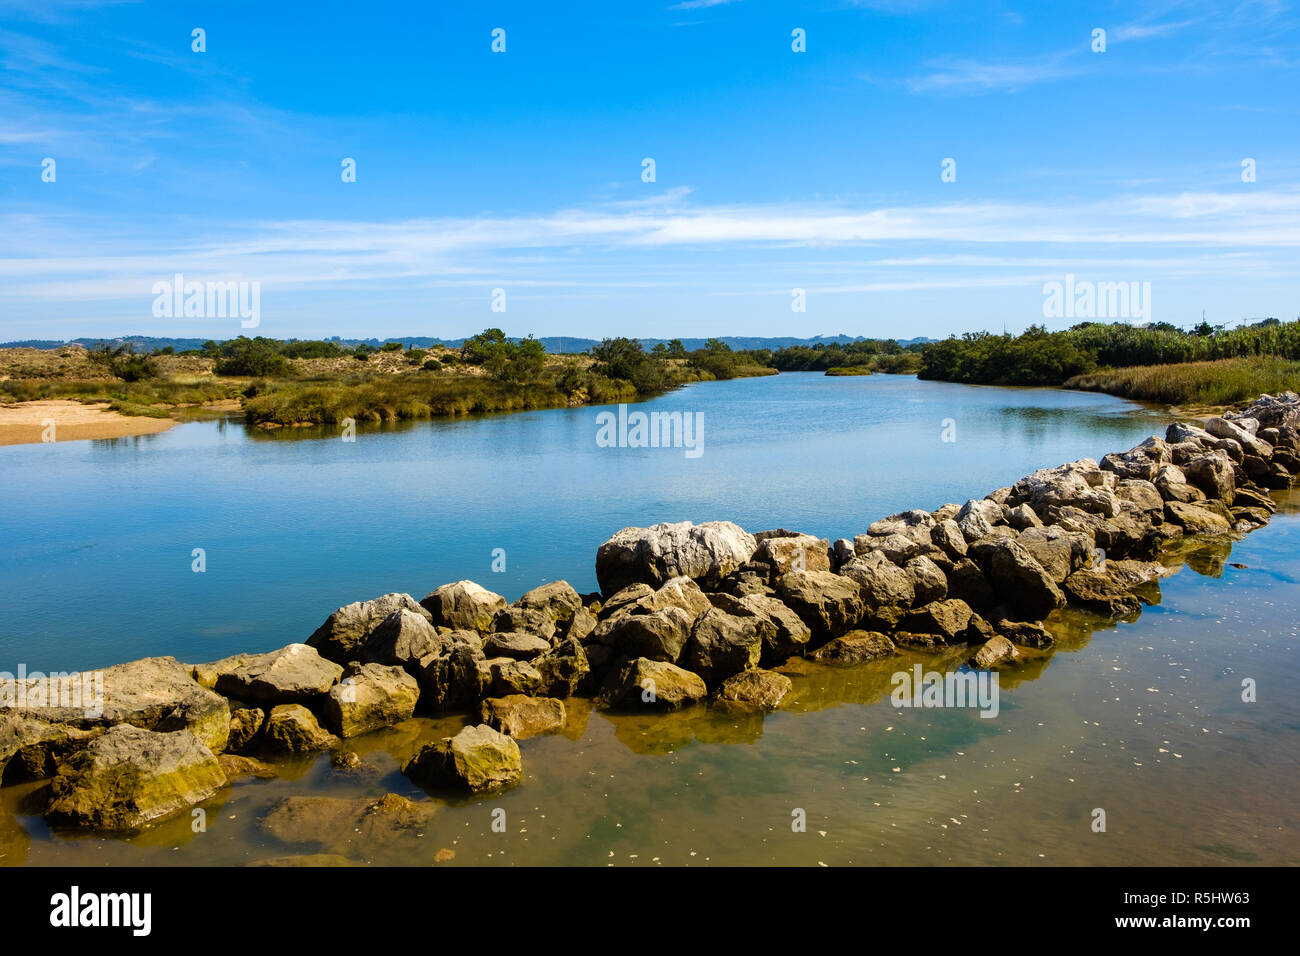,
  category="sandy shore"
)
[0,400,176,446]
